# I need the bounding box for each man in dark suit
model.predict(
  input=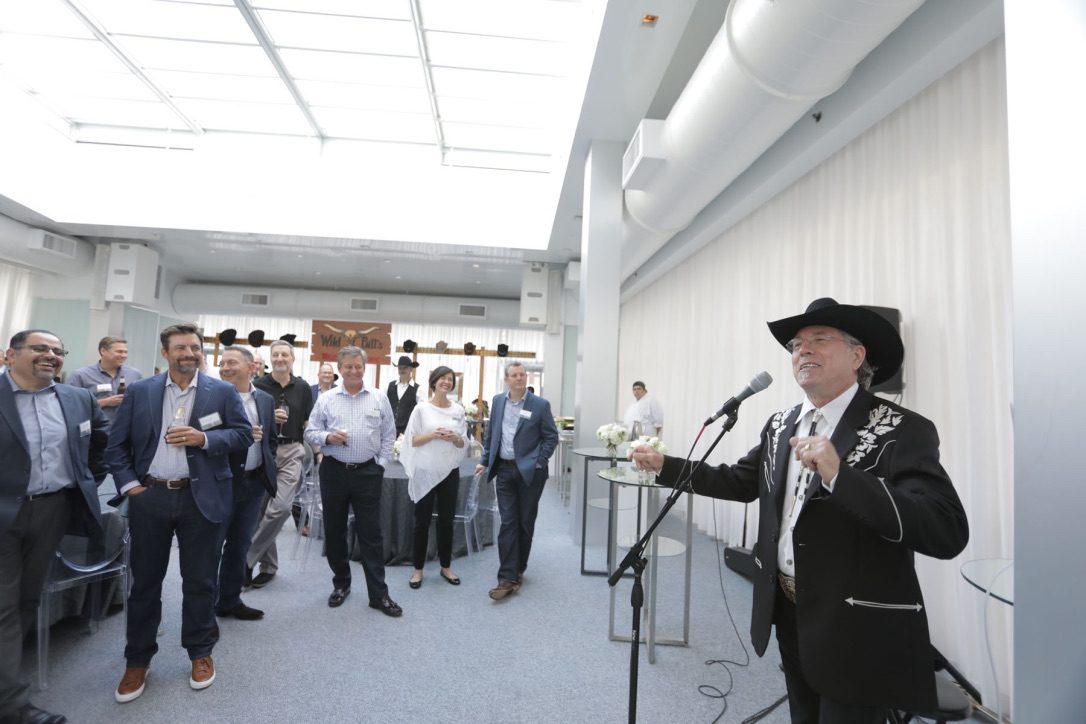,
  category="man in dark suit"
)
[106,324,252,704]
[475,362,558,600]
[387,355,420,435]
[1,330,109,724]
[633,299,969,721]
[215,346,277,623]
